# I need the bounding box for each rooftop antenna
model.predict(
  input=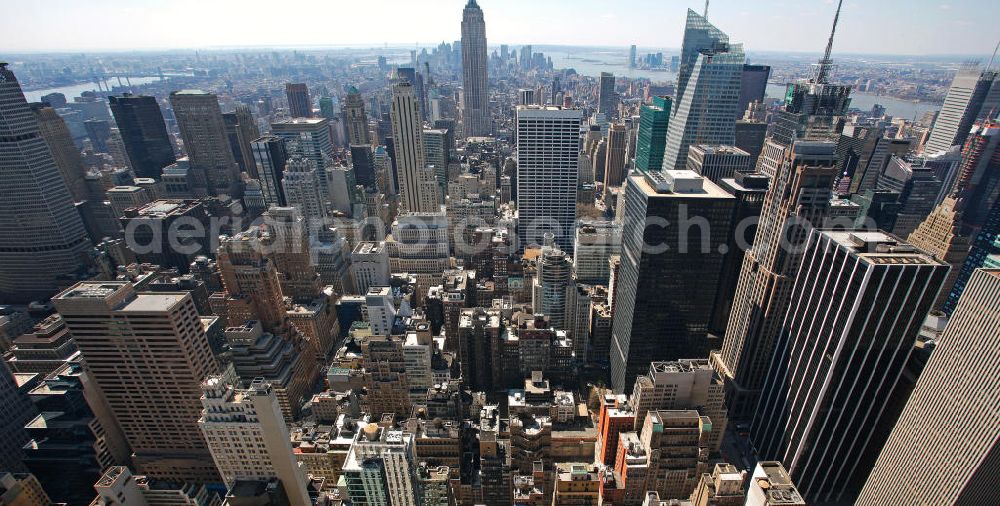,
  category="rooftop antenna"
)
[987,40,1000,71]
[815,0,844,84]
[704,0,709,18]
